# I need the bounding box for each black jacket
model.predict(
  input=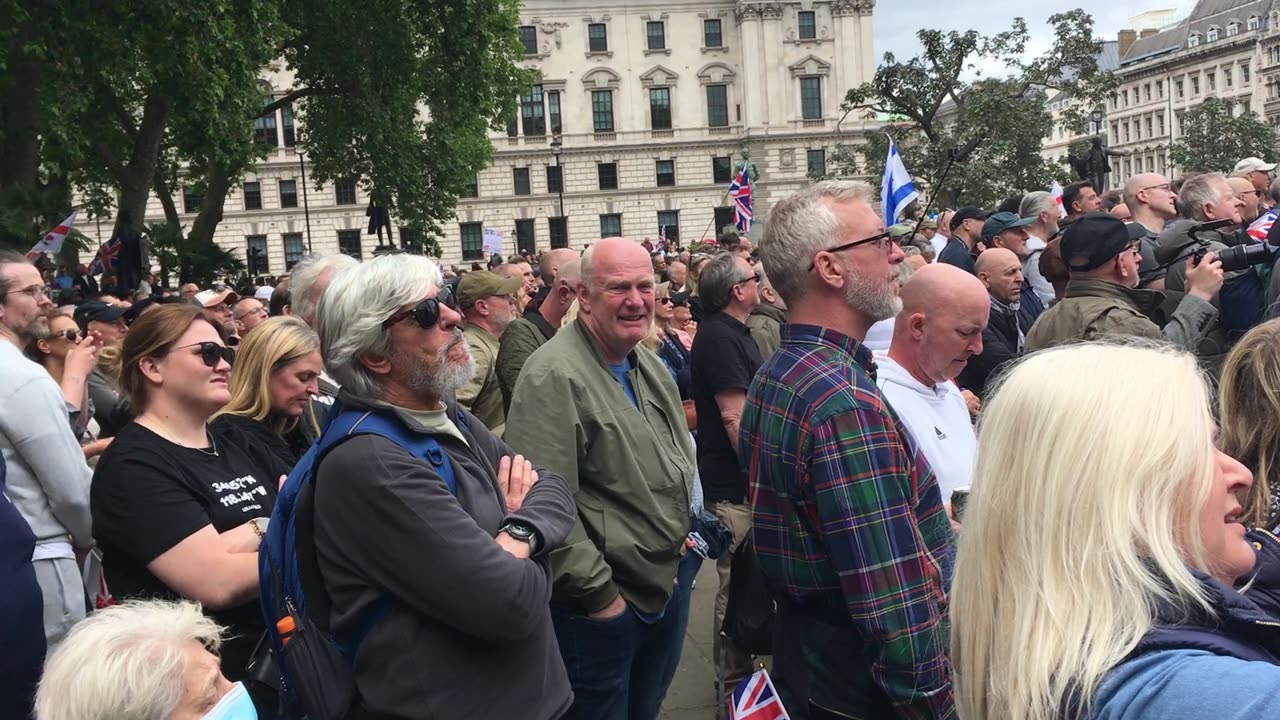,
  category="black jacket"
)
[957,303,1026,397]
